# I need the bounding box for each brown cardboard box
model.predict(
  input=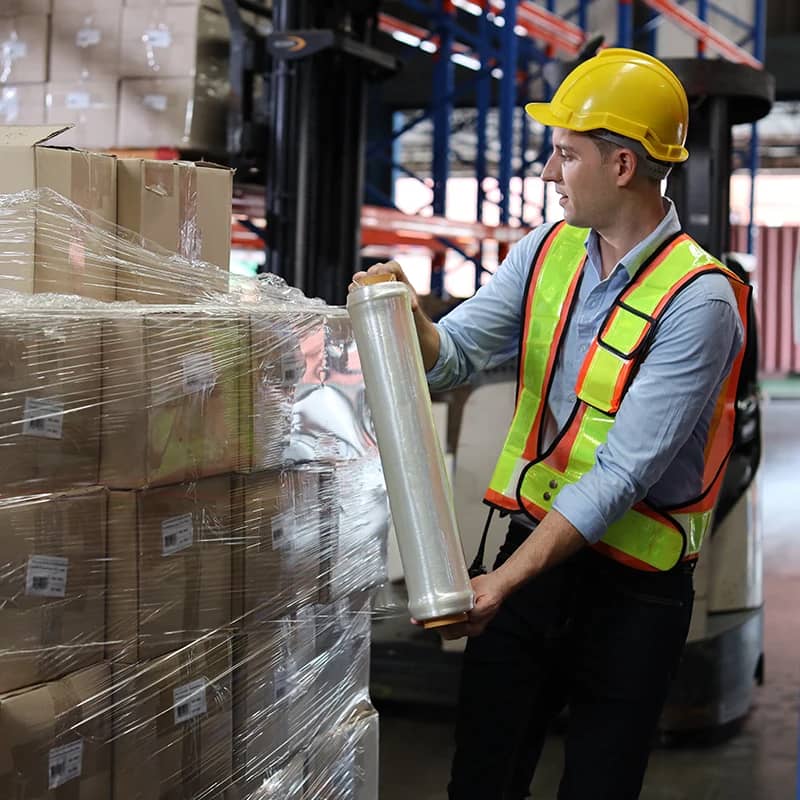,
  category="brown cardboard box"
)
[0,488,106,694]
[0,308,102,495]
[0,83,45,123]
[0,15,49,84]
[0,124,117,301]
[117,157,233,279]
[49,10,120,80]
[304,702,379,800]
[238,311,310,473]
[46,80,117,149]
[106,475,233,662]
[116,75,227,152]
[0,663,112,799]
[231,470,324,627]
[112,637,233,800]
[1,0,51,14]
[119,3,228,78]
[231,630,292,795]
[100,309,240,489]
